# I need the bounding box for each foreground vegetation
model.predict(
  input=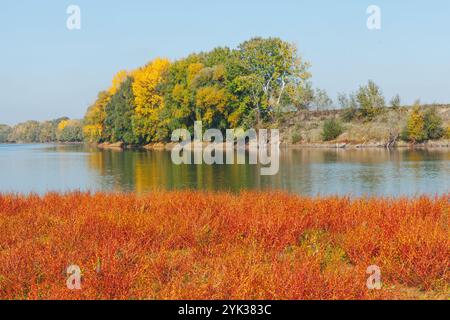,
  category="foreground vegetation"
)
[0,192,448,300]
